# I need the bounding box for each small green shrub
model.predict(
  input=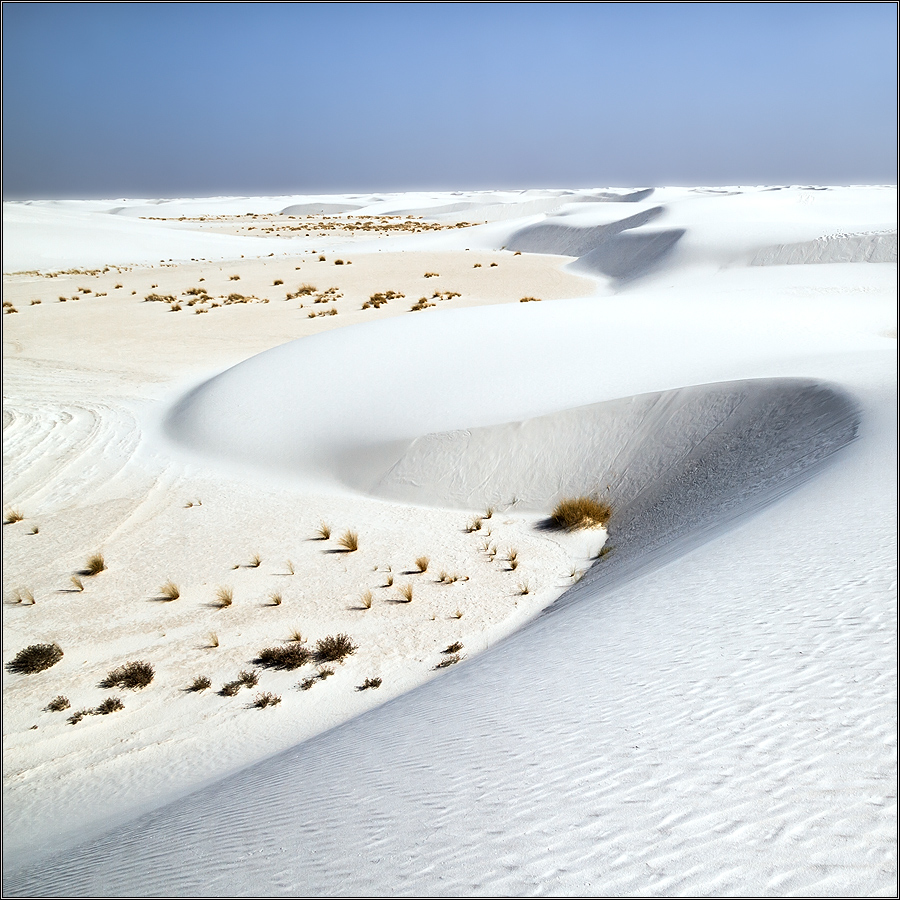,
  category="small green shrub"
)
[99,660,154,690]
[7,643,63,674]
